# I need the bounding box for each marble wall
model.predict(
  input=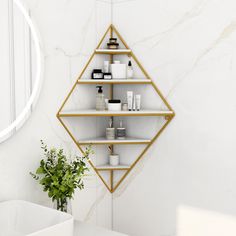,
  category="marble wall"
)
[1,0,236,236]
[112,0,236,235]
[0,0,113,230]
